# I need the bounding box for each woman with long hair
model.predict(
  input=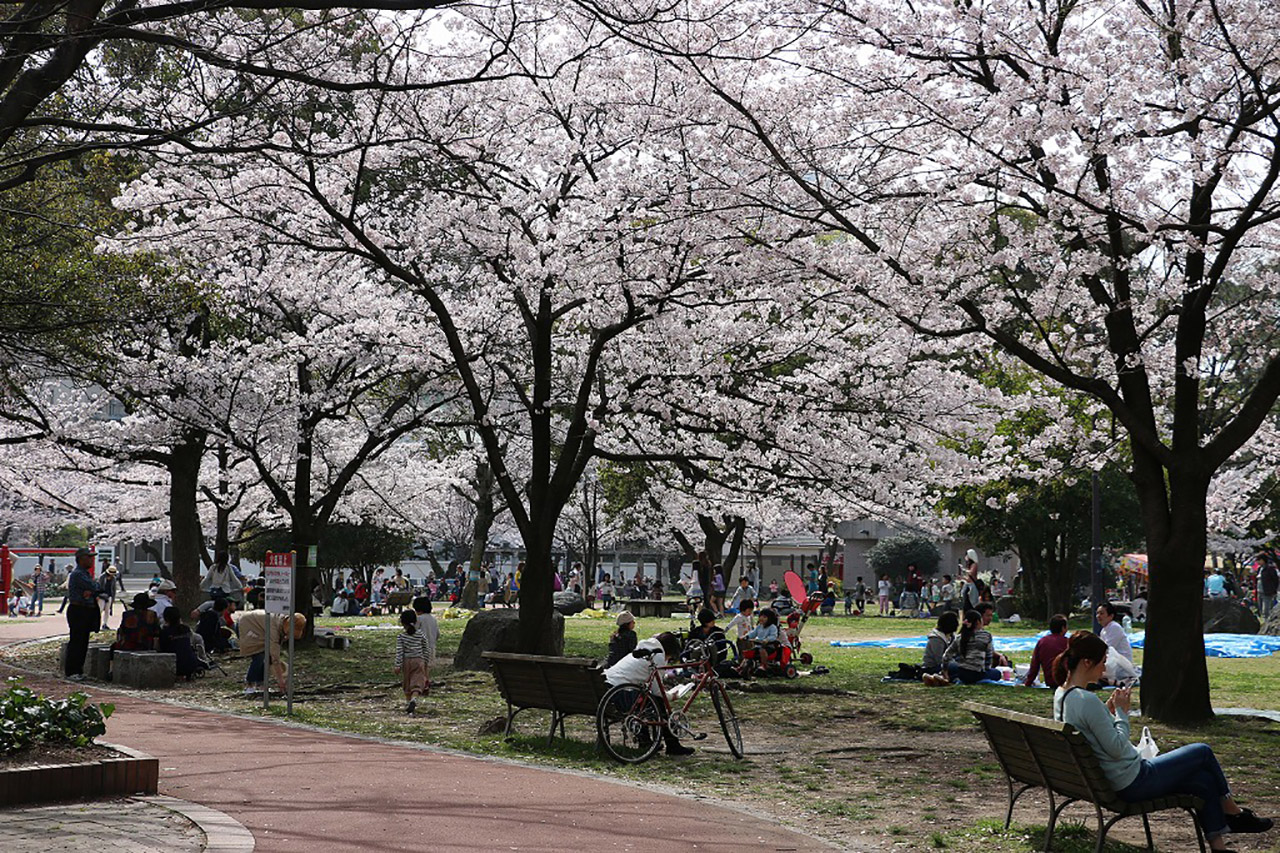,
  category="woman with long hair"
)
[940,609,1000,684]
[1053,631,1272,851]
